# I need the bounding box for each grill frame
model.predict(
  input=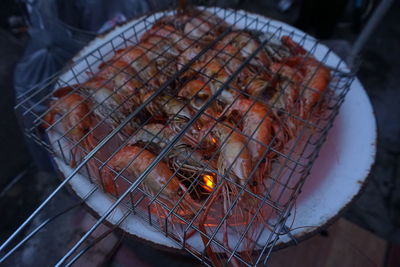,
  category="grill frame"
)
[9,6,355,266]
